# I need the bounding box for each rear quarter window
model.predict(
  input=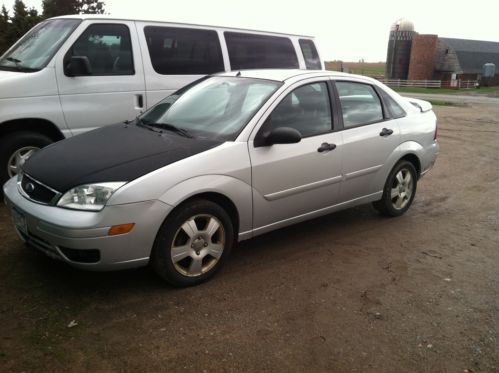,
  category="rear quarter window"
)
[377,88,406,118]
[224,32,299,70]
[299,39,321,70]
